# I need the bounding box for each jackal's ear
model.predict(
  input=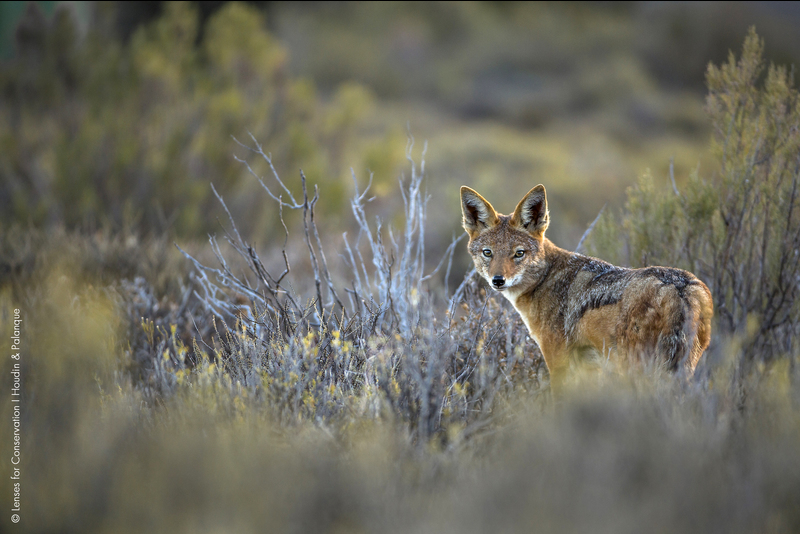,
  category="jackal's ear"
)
[461,186,499,238]
[511,184,549,237]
